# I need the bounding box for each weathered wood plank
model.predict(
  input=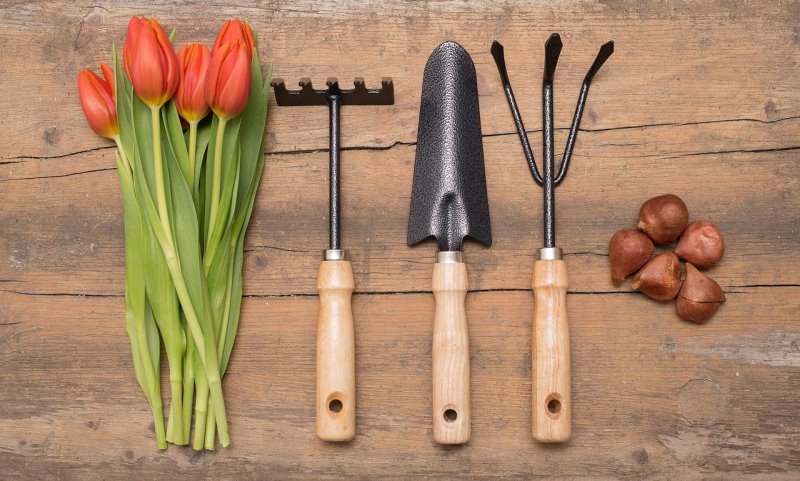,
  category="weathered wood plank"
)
[1,119,798,296]
[0,1,798,159]
[1,289,798,480]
